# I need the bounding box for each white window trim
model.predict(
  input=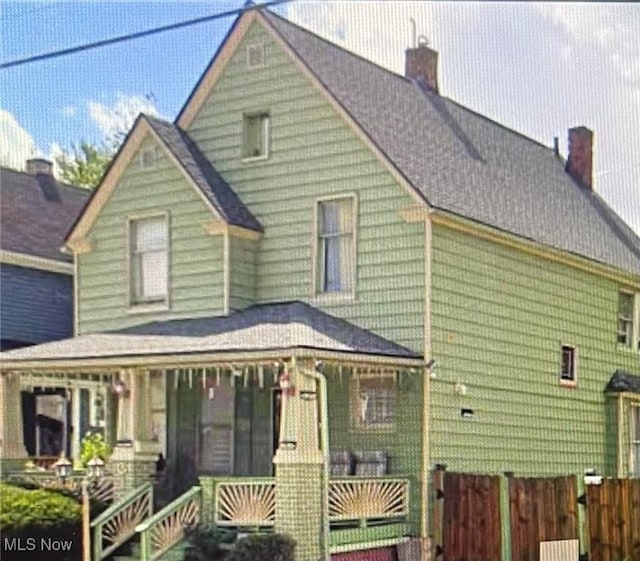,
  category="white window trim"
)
[617,290,640,353]
[630,403,640,477]
[350,371,397,432]
[241,111,270,162]
[311,193,358,301]
[559,343,577,387]
[246,43,266,69]
[126,211,171,312]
